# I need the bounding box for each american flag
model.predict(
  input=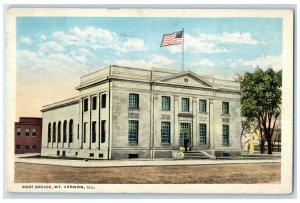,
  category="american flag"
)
[160,30,184,47]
